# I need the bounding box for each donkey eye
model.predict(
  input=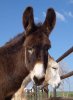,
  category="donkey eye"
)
[28,48,34,54]
[52,67,57,70]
